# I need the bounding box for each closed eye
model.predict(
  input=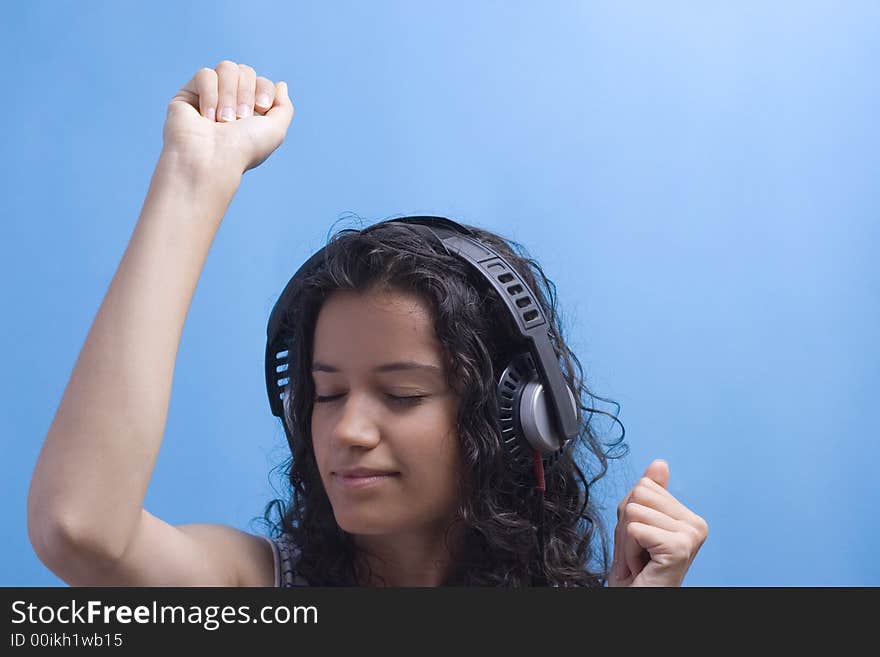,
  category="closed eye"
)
[313,393,426,406]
